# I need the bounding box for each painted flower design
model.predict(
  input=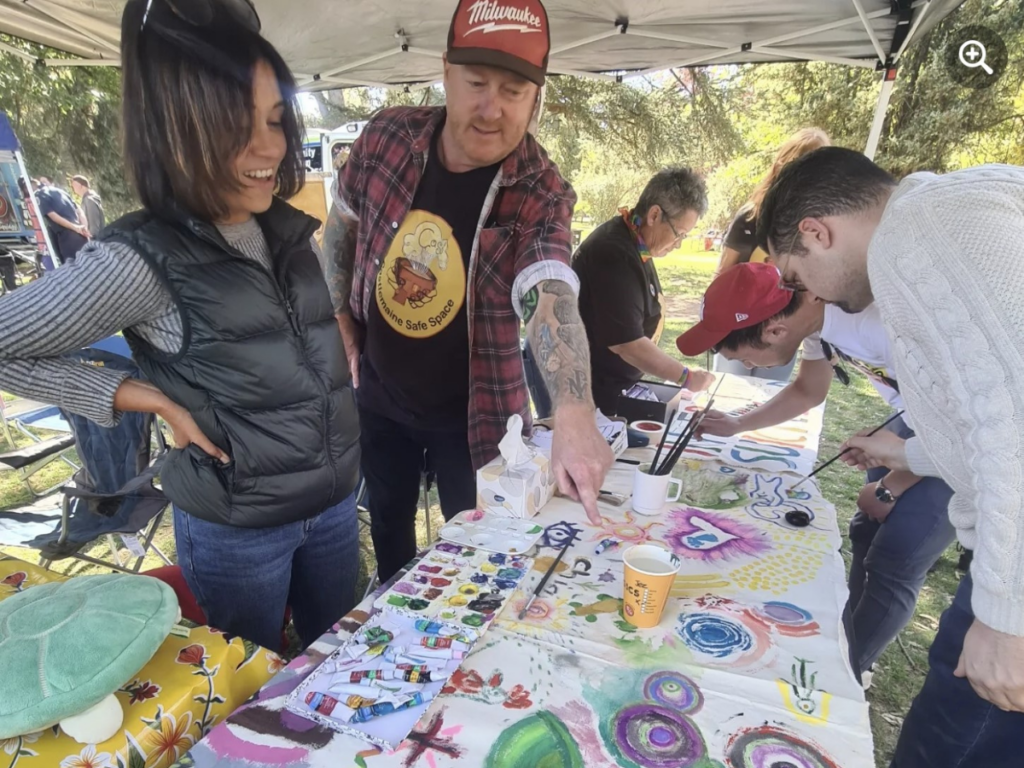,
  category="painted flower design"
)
[140,711,196,768]
[266,653,287,675]
[121,679,161,705]
[588,511,660,546]
[598,569,616,583]
[176,644,207,666]
[60,745,113,768]
[441,669,485,695]
[1,571,27,592]
[502,684,533,710]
